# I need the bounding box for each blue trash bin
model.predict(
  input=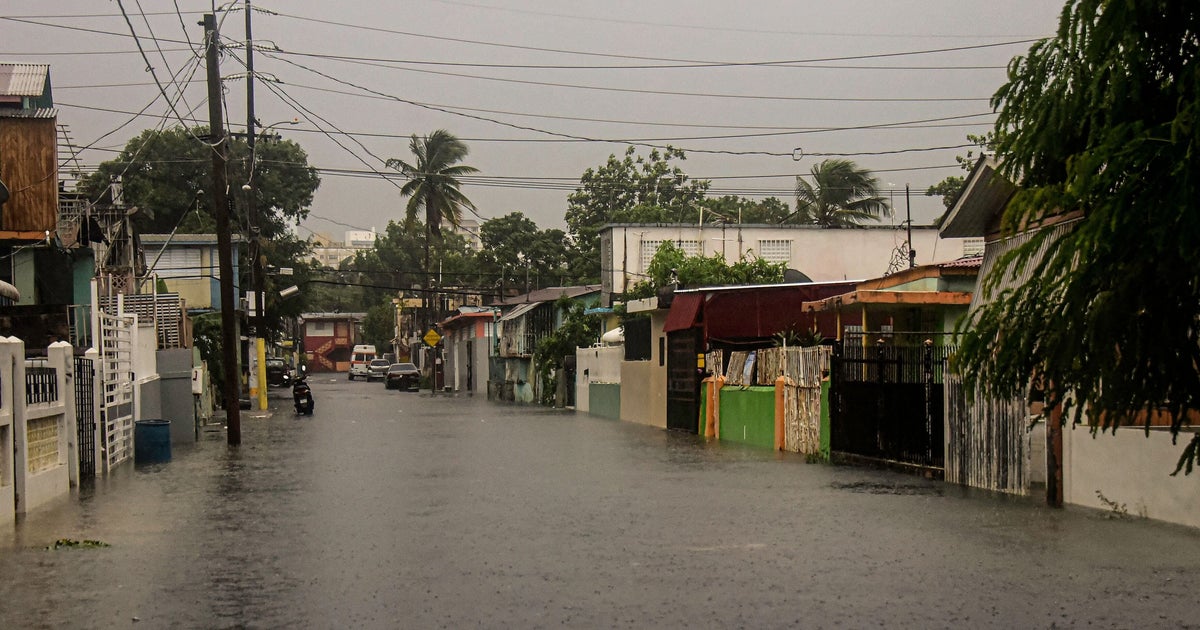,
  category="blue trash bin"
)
[134,419,172,463]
